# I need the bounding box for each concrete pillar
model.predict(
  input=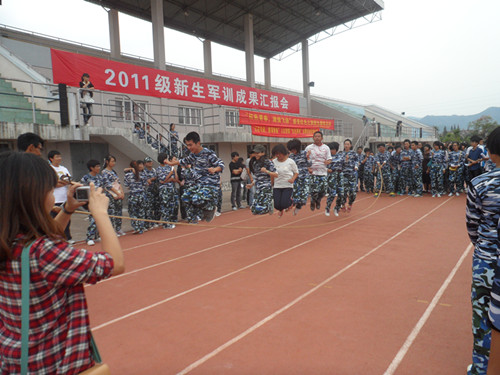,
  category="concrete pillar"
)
[151,0,166,69]
[264,58,271,90]
[302,40,311,115]
[244,13,255,88]
[203,39,212,77]
[108,9,121,59]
